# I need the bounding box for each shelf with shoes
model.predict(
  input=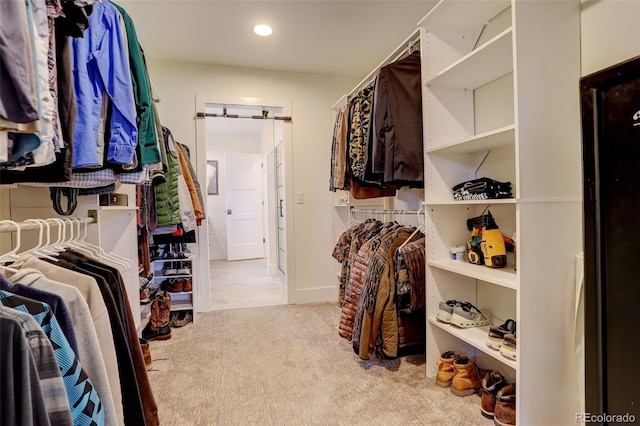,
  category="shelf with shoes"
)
[147,242,197,323]
[420,1,581,425]
[428,317,517,370]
